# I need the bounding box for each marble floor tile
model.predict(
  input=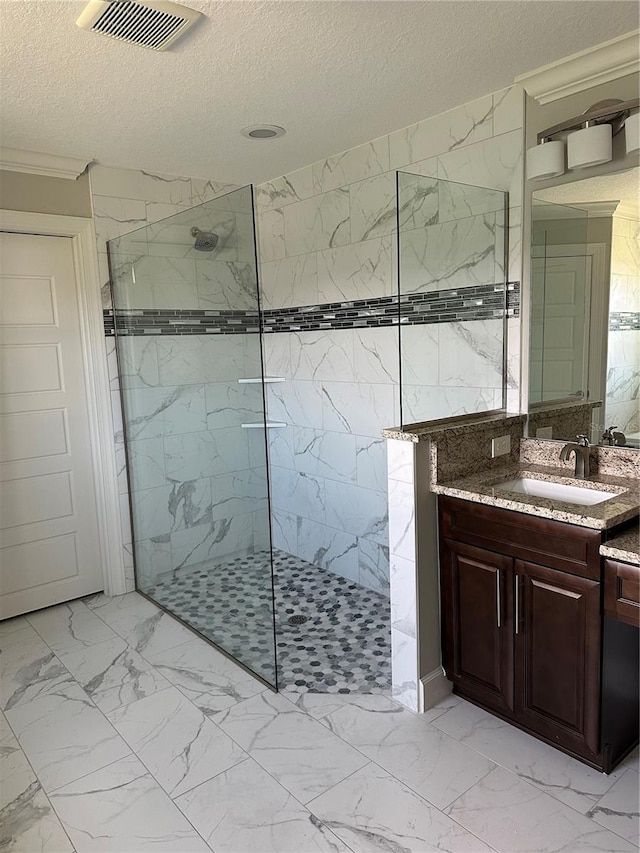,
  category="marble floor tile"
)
[98,602,196,659]
[59,636,171,713]
[280,691,374,719]
[587,769,639,845]
[445,766,637,853]
[5,681,130,793]
[107,686,246,798]
[1,714,73,851]
[49,754,210,852]
[1,712,34,809]
[321,693,495,810]
[0,633,75,712]
[143,636,266,715]
[309,761,494,852]
[176,756,350,852]
[1,782,74,852]
[0,615,36,640]
[83,591,150,618]
[433,699,625,814]
[27,601,119,656]
[622,745,639,773]
[215,691,369,804]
